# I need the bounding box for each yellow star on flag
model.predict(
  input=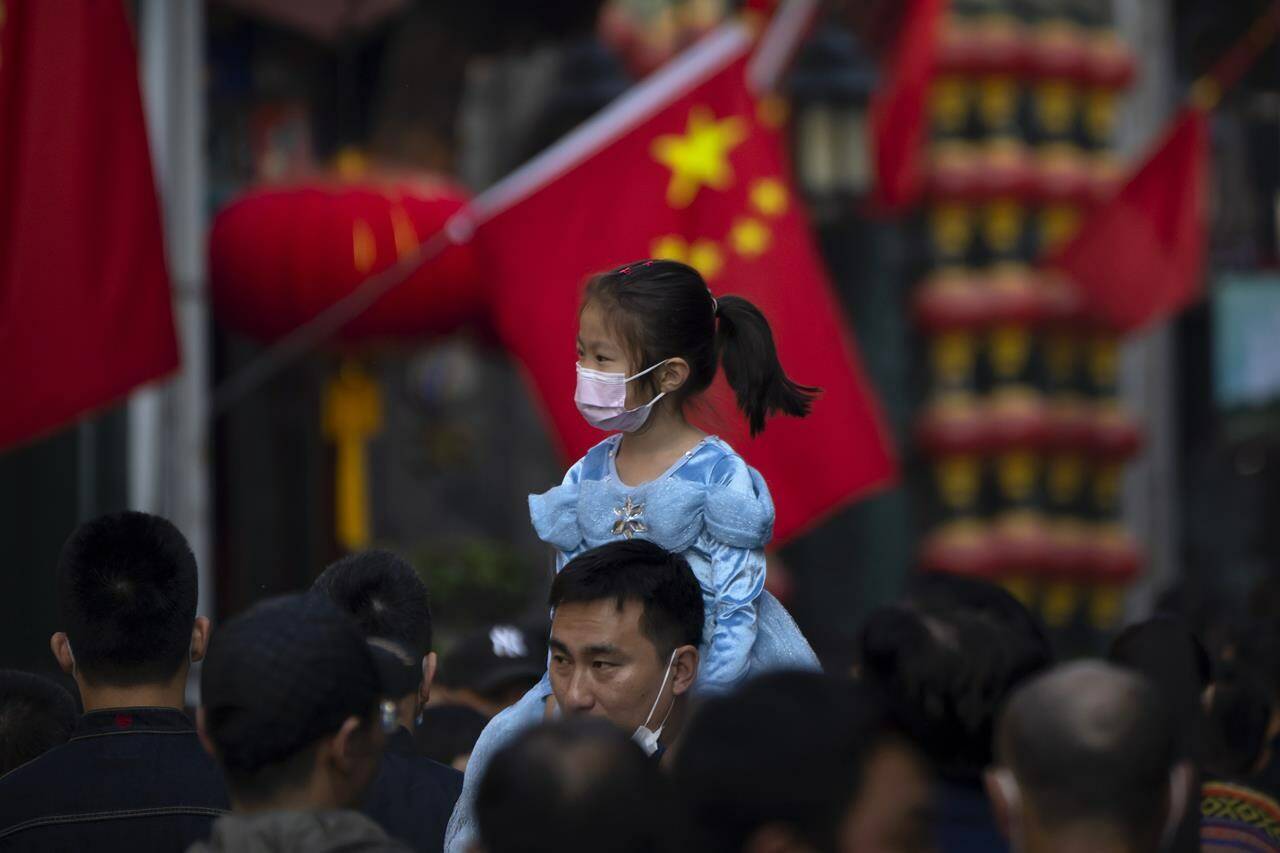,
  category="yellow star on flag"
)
[749,178,788,217]
[650,234,689,262]
[730,218,770,258]
[651,106,748,209]
[688,239,724,280]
